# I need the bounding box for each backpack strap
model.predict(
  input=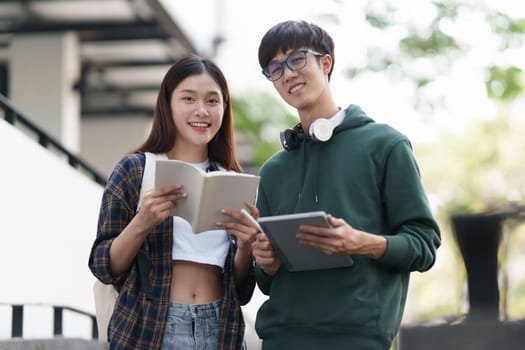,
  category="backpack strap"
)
[137,152,156,212]
[136,152,157,300]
